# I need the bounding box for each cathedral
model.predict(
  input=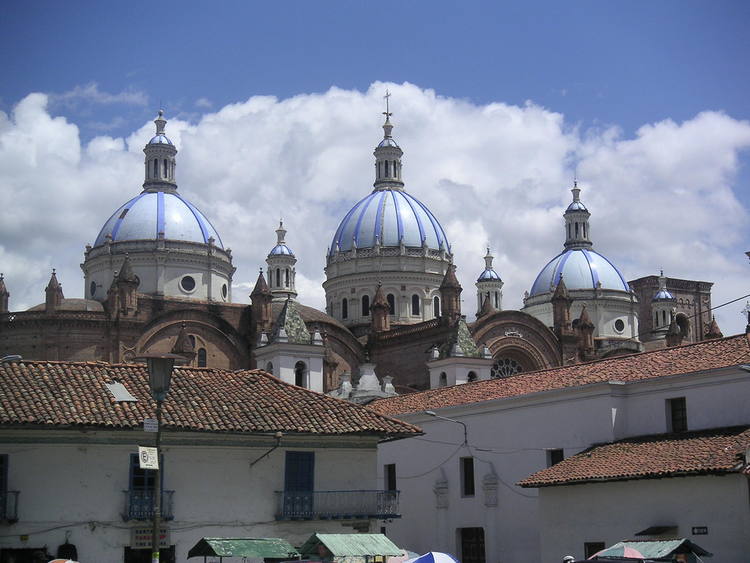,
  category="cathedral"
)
[0,108,719,397]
